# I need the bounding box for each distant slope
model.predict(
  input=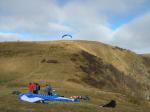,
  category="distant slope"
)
[0,40,150,101]
[141,53,150,57]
